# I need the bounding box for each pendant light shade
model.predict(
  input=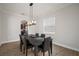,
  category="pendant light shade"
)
[29,3,33,6]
